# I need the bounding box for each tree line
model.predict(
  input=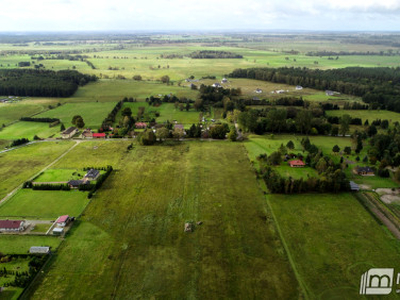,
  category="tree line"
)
[189,50,243,59]
[0,69,97,97]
